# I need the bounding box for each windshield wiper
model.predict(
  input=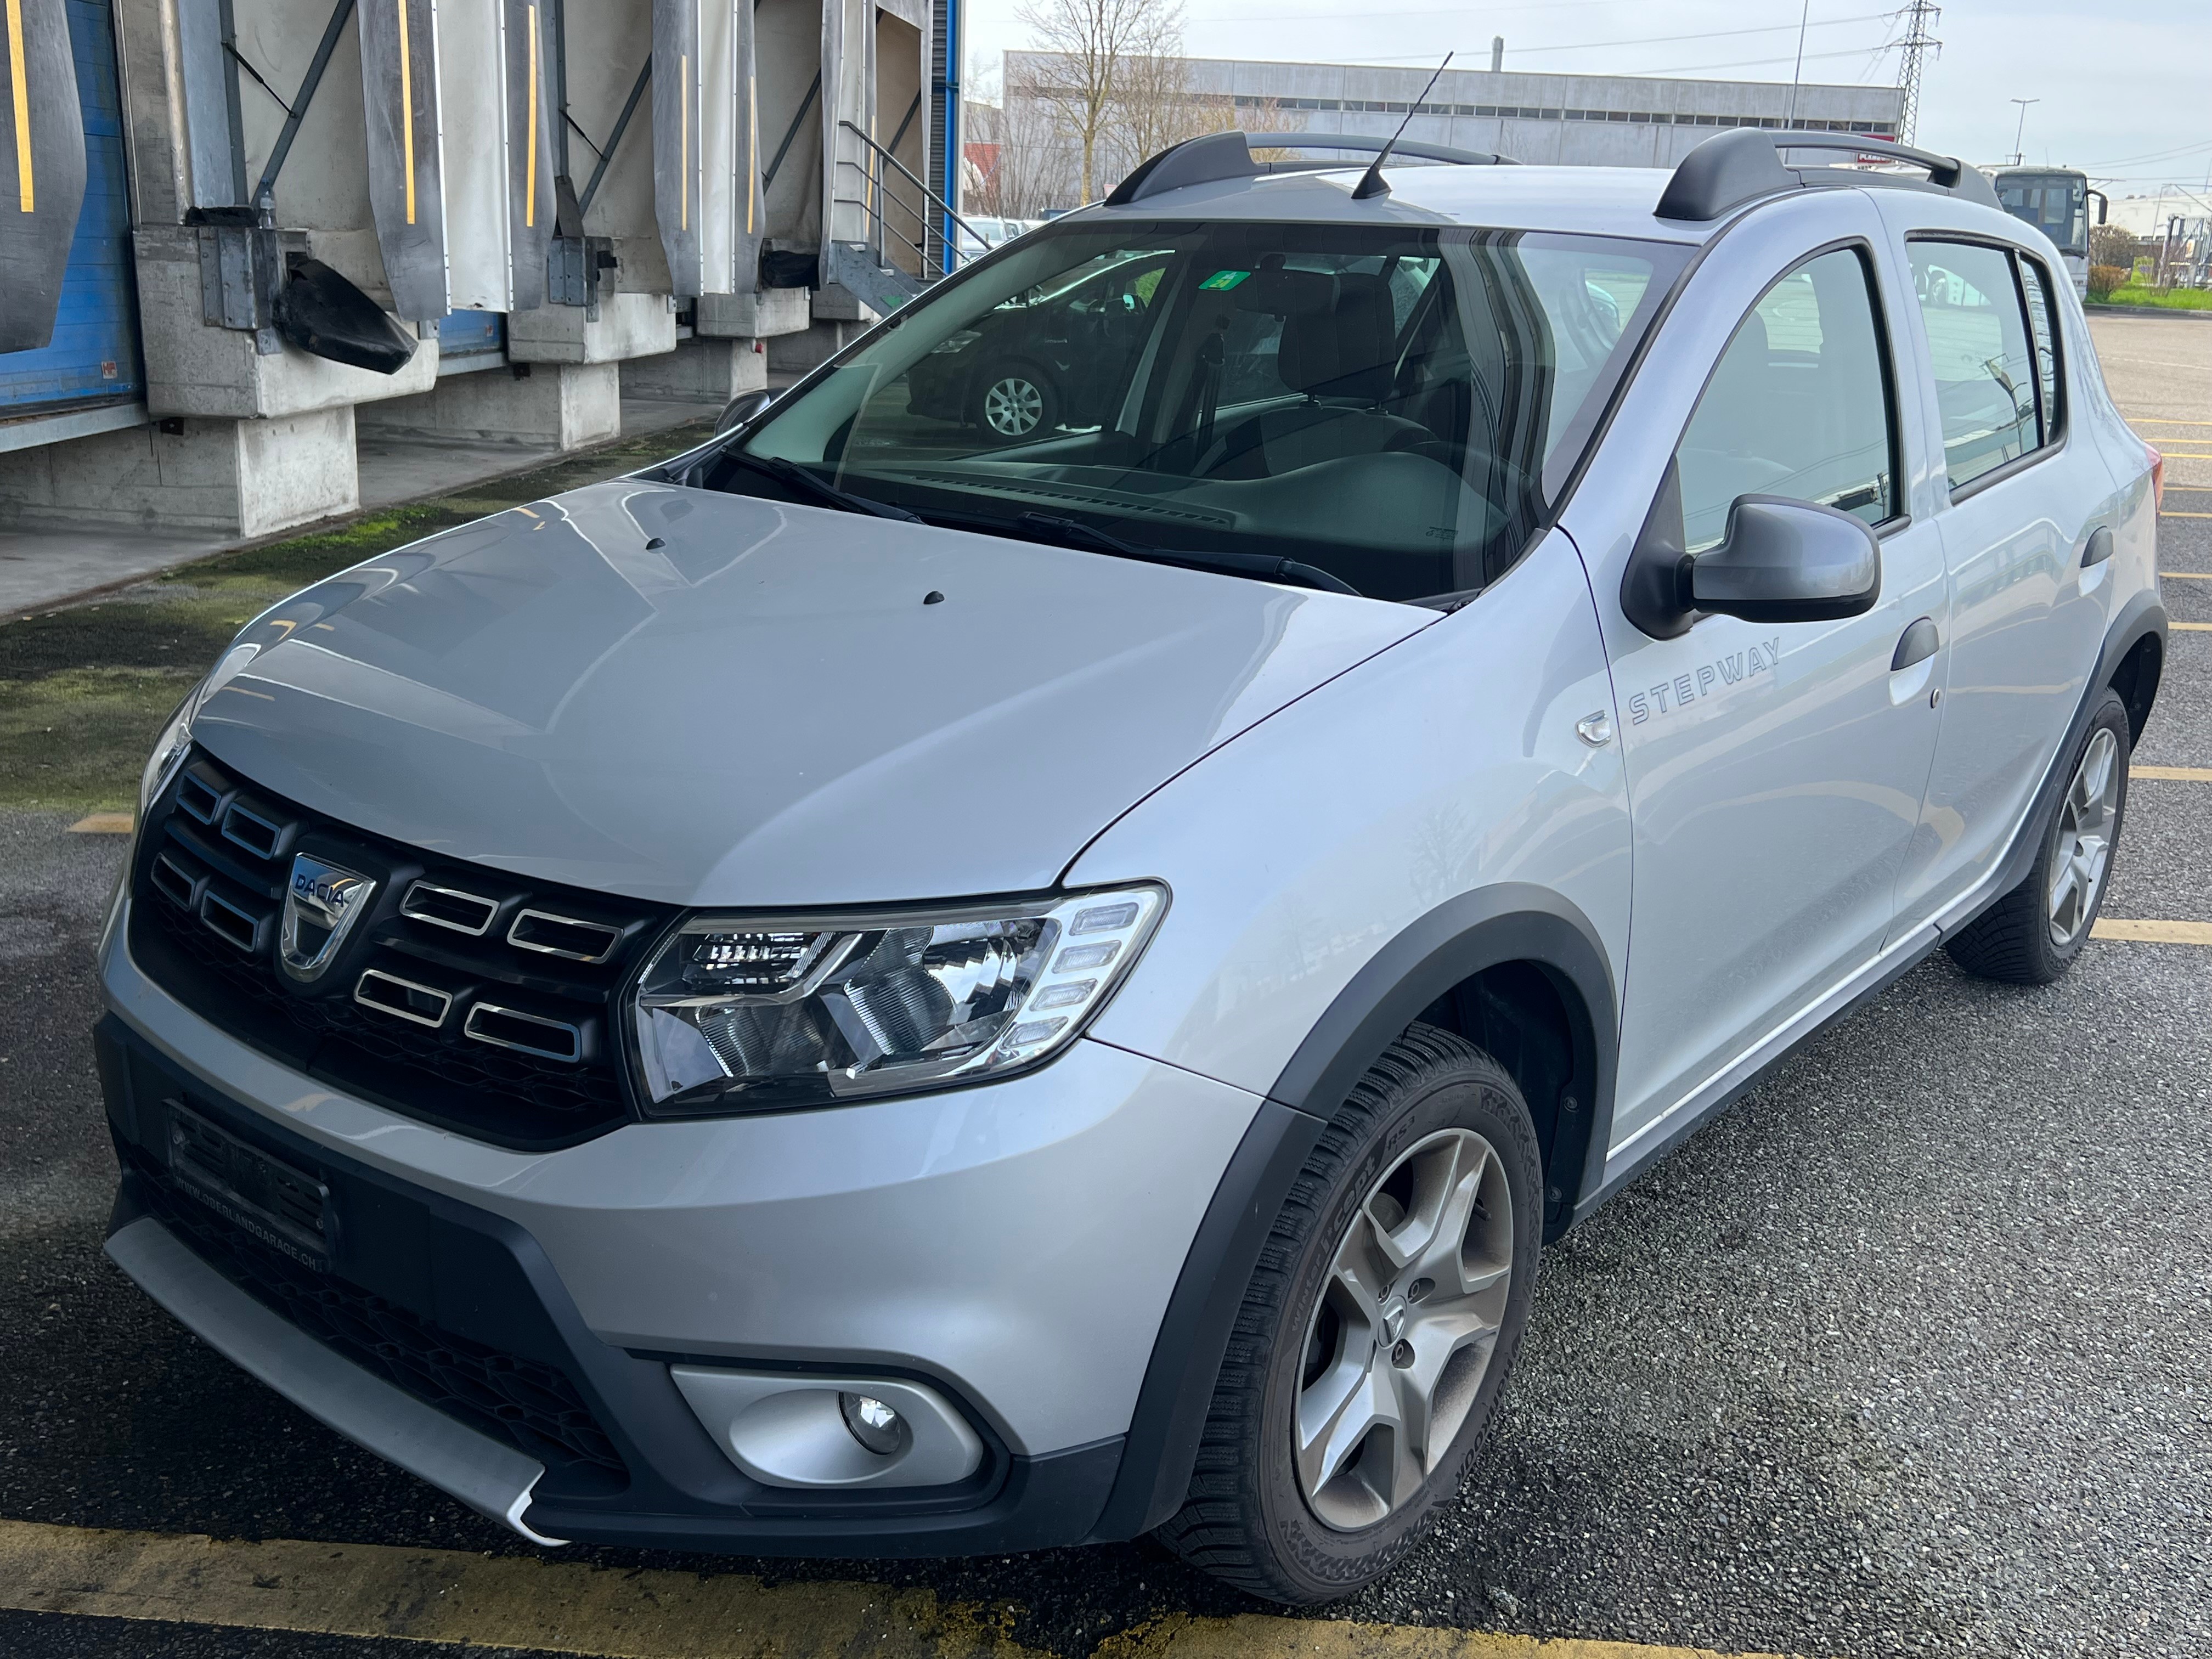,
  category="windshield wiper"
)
[722,451,921,522]
[1013,512,1361,597]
